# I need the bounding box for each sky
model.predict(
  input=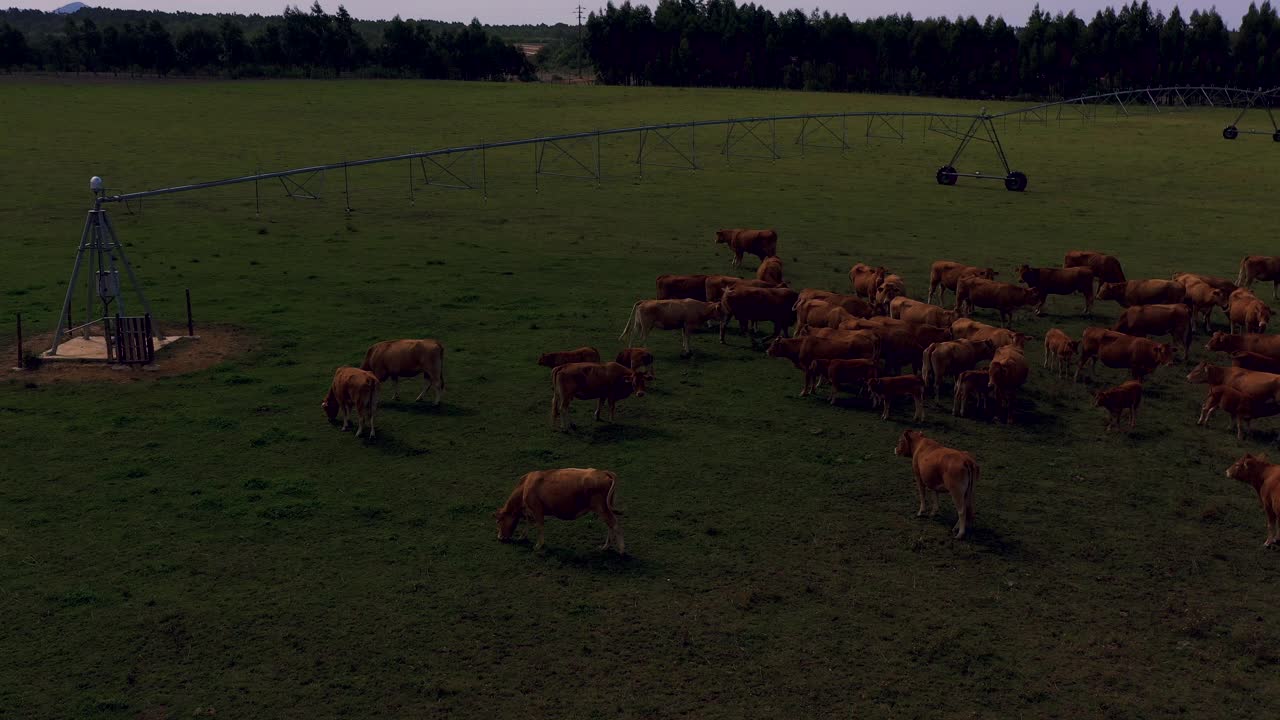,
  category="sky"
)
[38,0,1261,26]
